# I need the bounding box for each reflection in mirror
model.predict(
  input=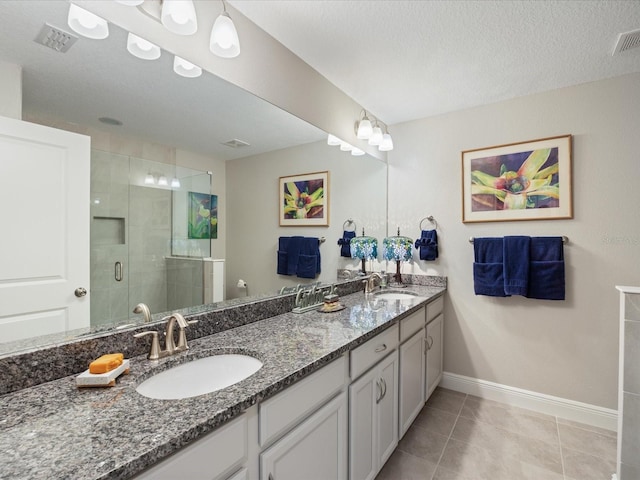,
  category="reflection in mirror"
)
[0,0,387,355]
